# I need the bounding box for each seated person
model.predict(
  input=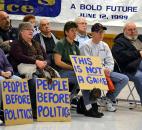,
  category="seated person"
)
[0,11,18,54]
[23,14,40,36]
[54,21,103,118]
[0,48,21,124]
[75,17,90,48]
[112,22,142,105]
[9,22,59,119]
[34,19,58,66]
[80,23,129,112]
